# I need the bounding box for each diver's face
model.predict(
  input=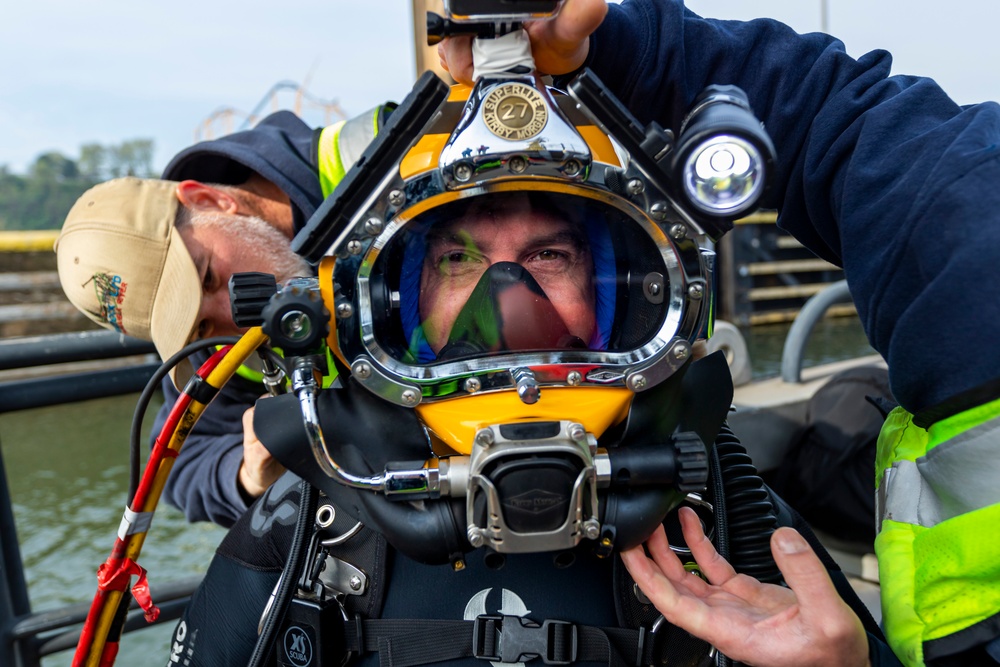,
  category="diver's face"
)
[419,205,596,353]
